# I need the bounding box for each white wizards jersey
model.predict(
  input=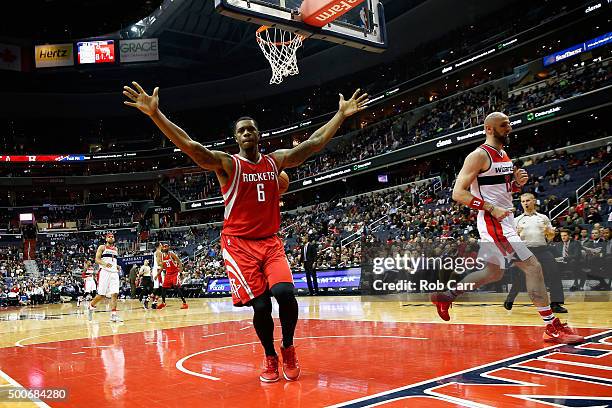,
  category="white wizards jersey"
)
[470,144,515,209]
[100,245,119,273]
[470,144,533,267]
